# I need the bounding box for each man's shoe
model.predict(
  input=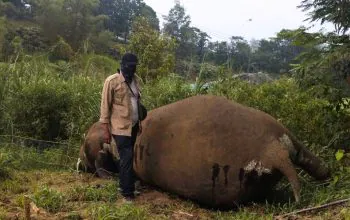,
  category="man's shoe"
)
[118,187,141,196]
[134,190,141,196]
[121,196,134,204]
